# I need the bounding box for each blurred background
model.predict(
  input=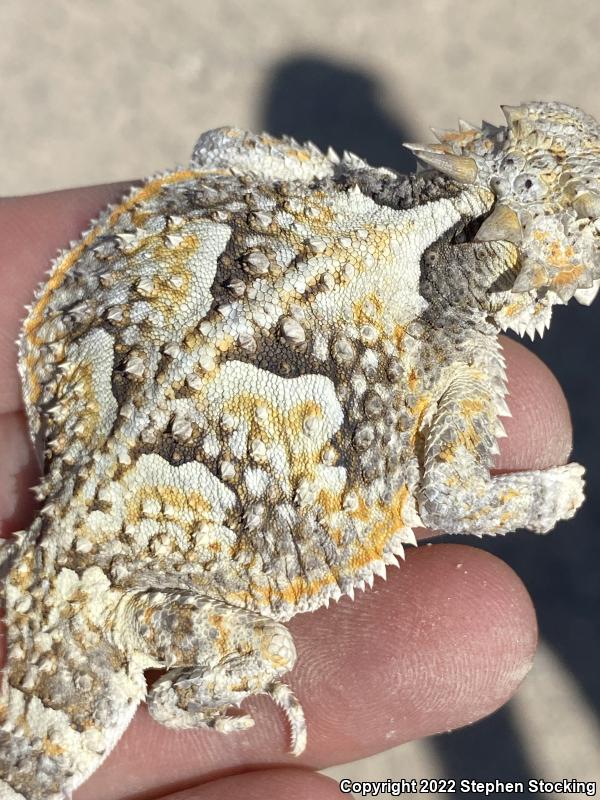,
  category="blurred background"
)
[1,1,599,796]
